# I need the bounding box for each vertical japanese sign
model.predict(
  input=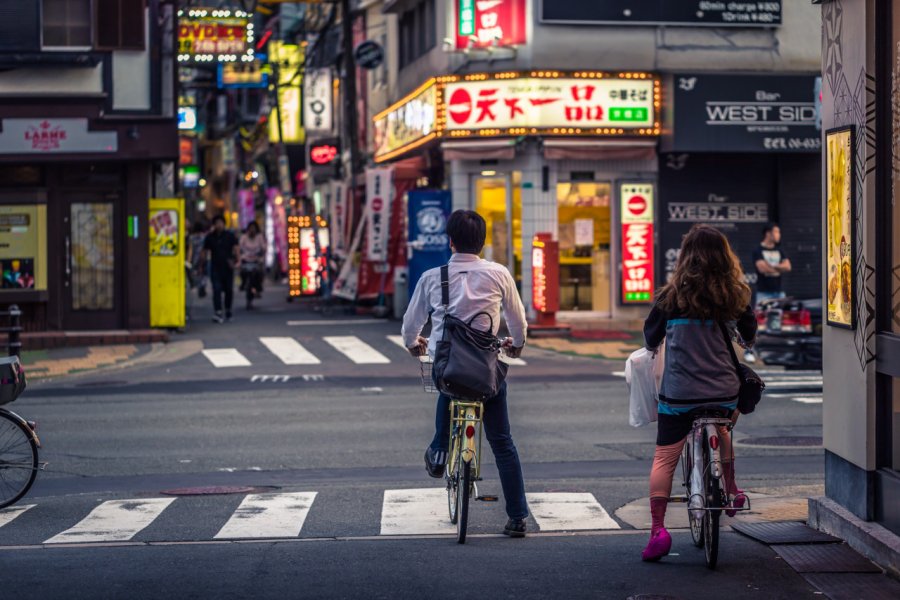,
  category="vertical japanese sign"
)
[330,180,347,257]
[620,183,655,304]
[455,0,527,49]
[304,68,334,133]
[365,168,393,262]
